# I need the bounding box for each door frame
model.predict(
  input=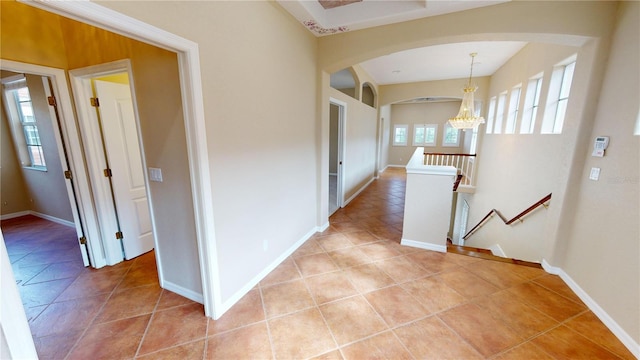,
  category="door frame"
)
[0,59,103,267]
[22,0,220,319]
[329,97,346,212]
[69,60,154,266]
